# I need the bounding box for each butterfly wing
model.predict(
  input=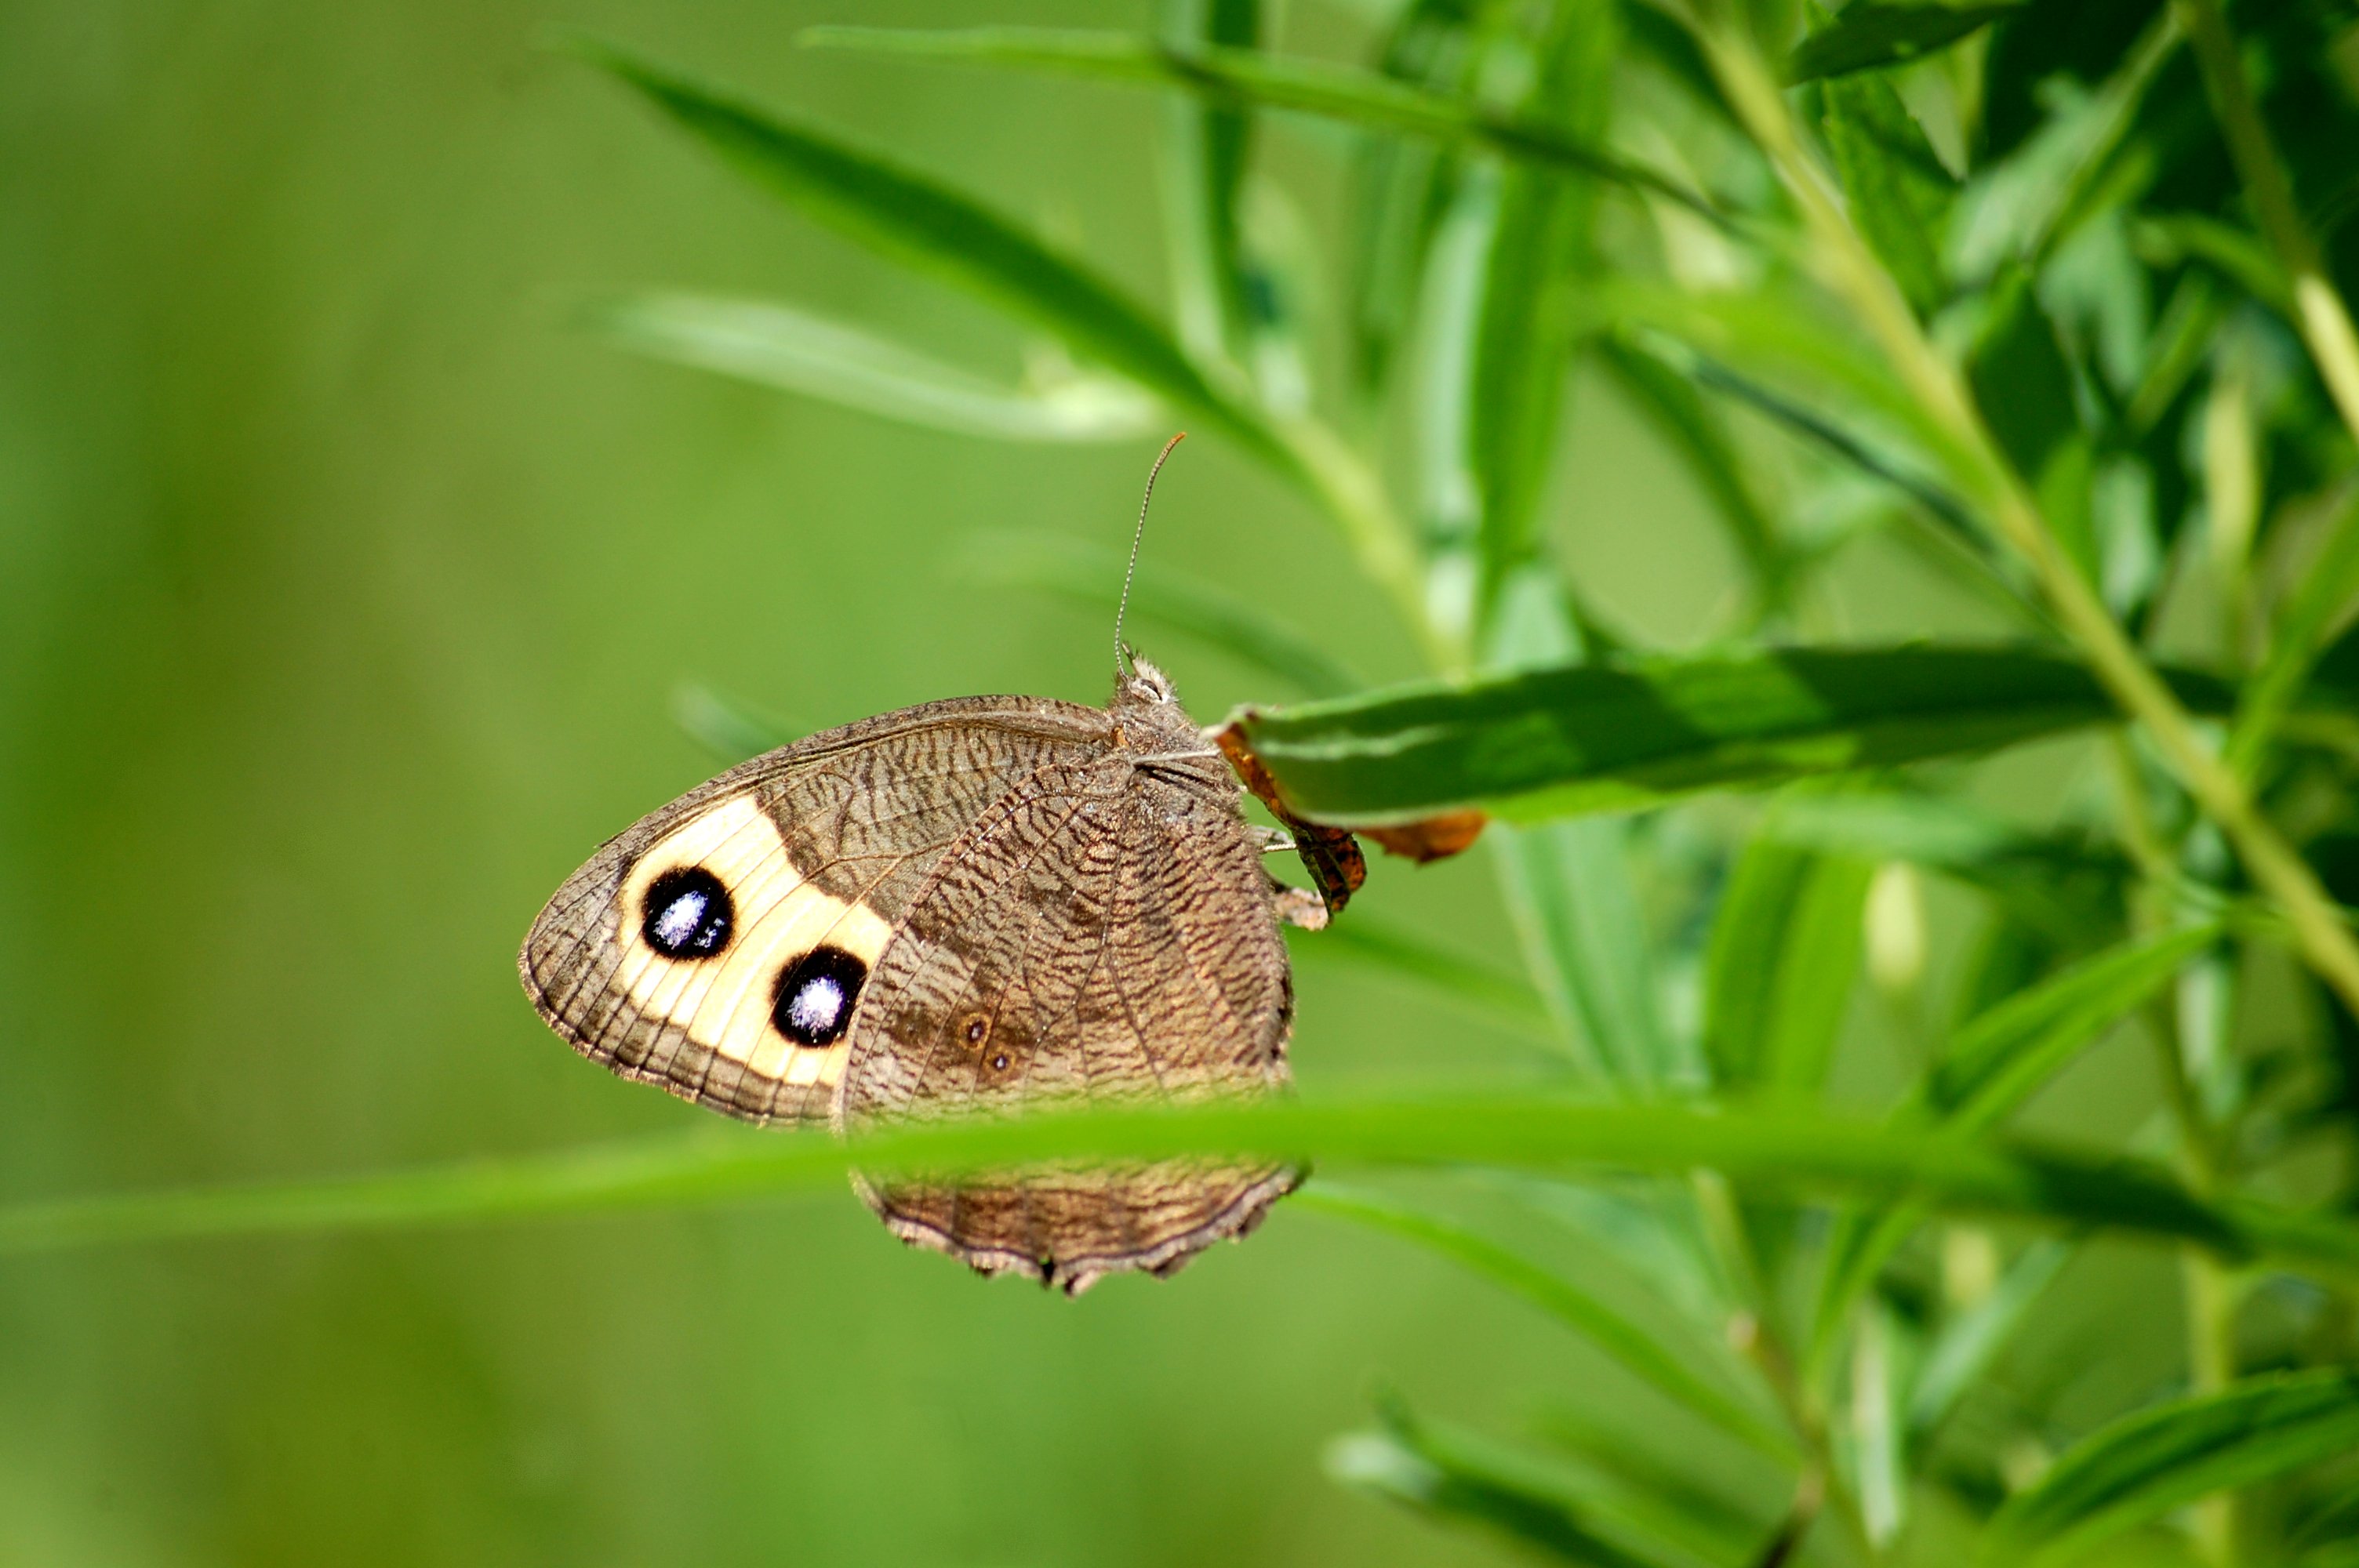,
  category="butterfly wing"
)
[518,697,1111,1125]
[838,749,1300,1293]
